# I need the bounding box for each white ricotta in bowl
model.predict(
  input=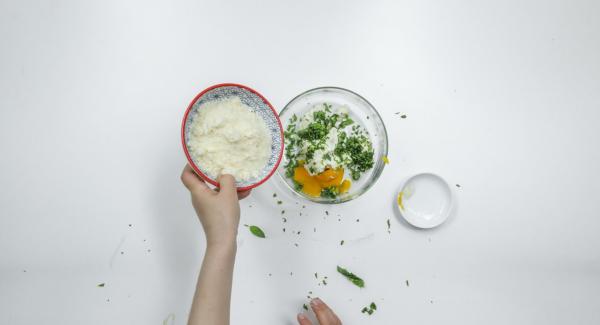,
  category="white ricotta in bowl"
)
[187,97,272,181]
